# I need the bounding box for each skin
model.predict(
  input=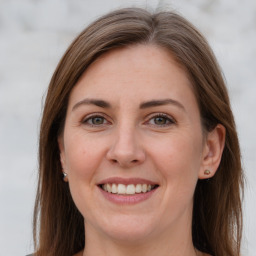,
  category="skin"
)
[59,44,225,256]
